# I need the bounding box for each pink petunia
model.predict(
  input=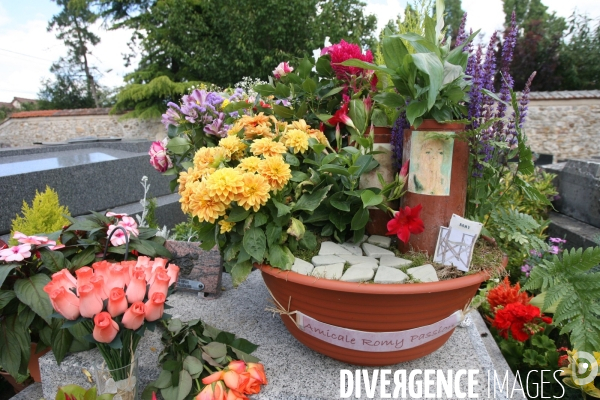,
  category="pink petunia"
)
[0,244,32,262]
